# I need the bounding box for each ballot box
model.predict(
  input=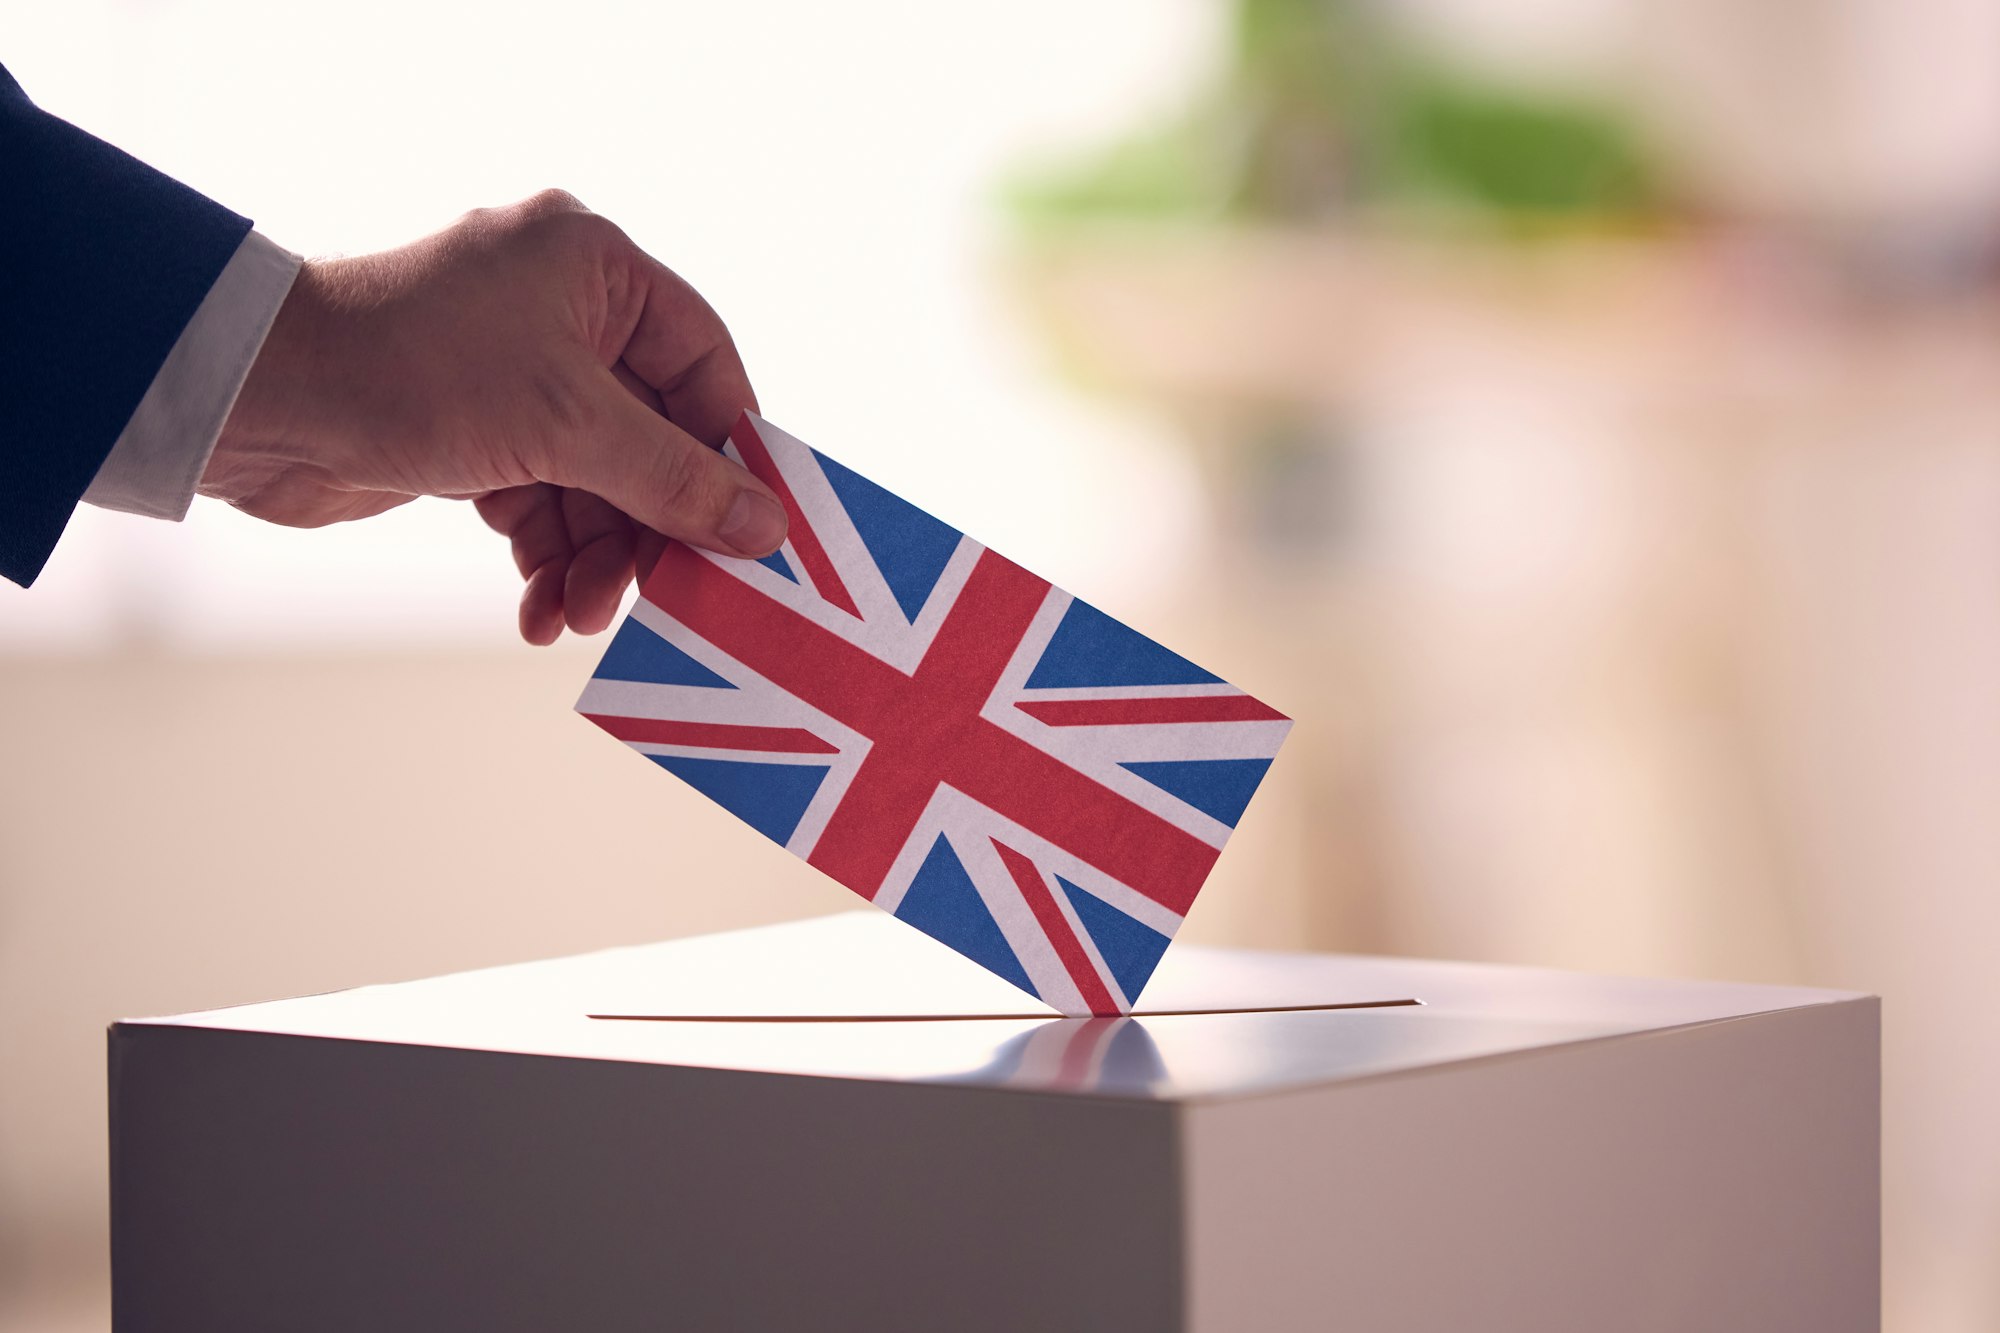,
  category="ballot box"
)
[110,912,1877,1333]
